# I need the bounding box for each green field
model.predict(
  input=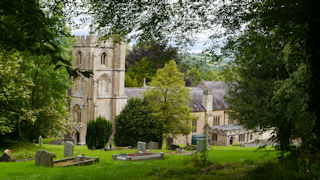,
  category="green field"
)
[0,144,278,180]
